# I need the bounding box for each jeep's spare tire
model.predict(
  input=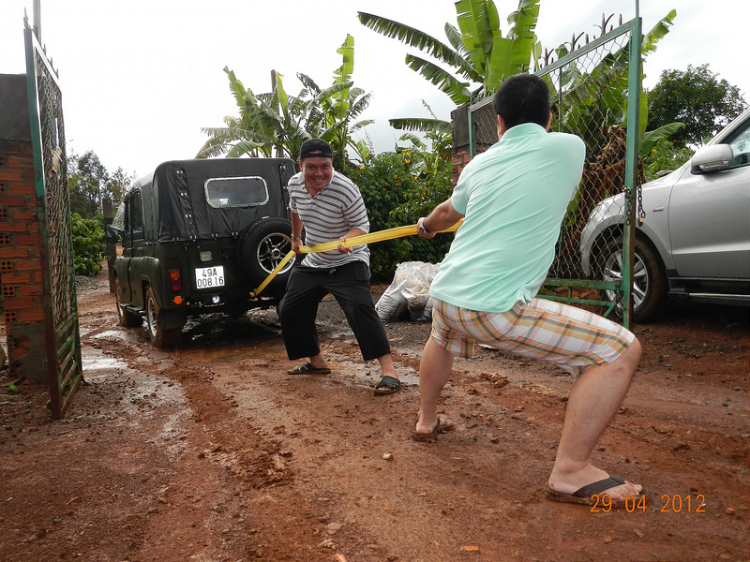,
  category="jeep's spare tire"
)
[237,217,294,295]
